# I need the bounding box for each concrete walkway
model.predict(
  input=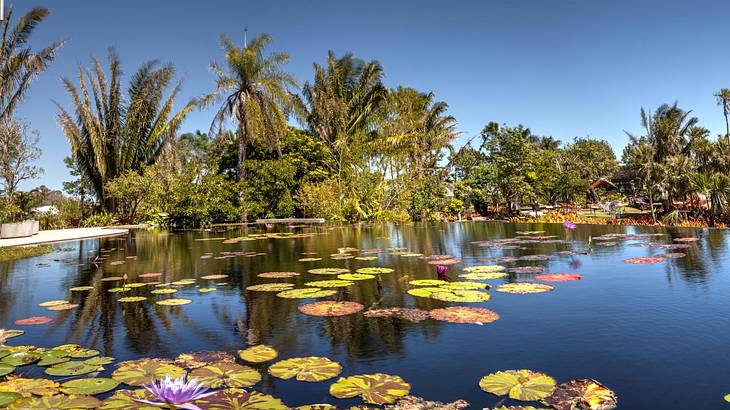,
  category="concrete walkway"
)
[0,227,129,248]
